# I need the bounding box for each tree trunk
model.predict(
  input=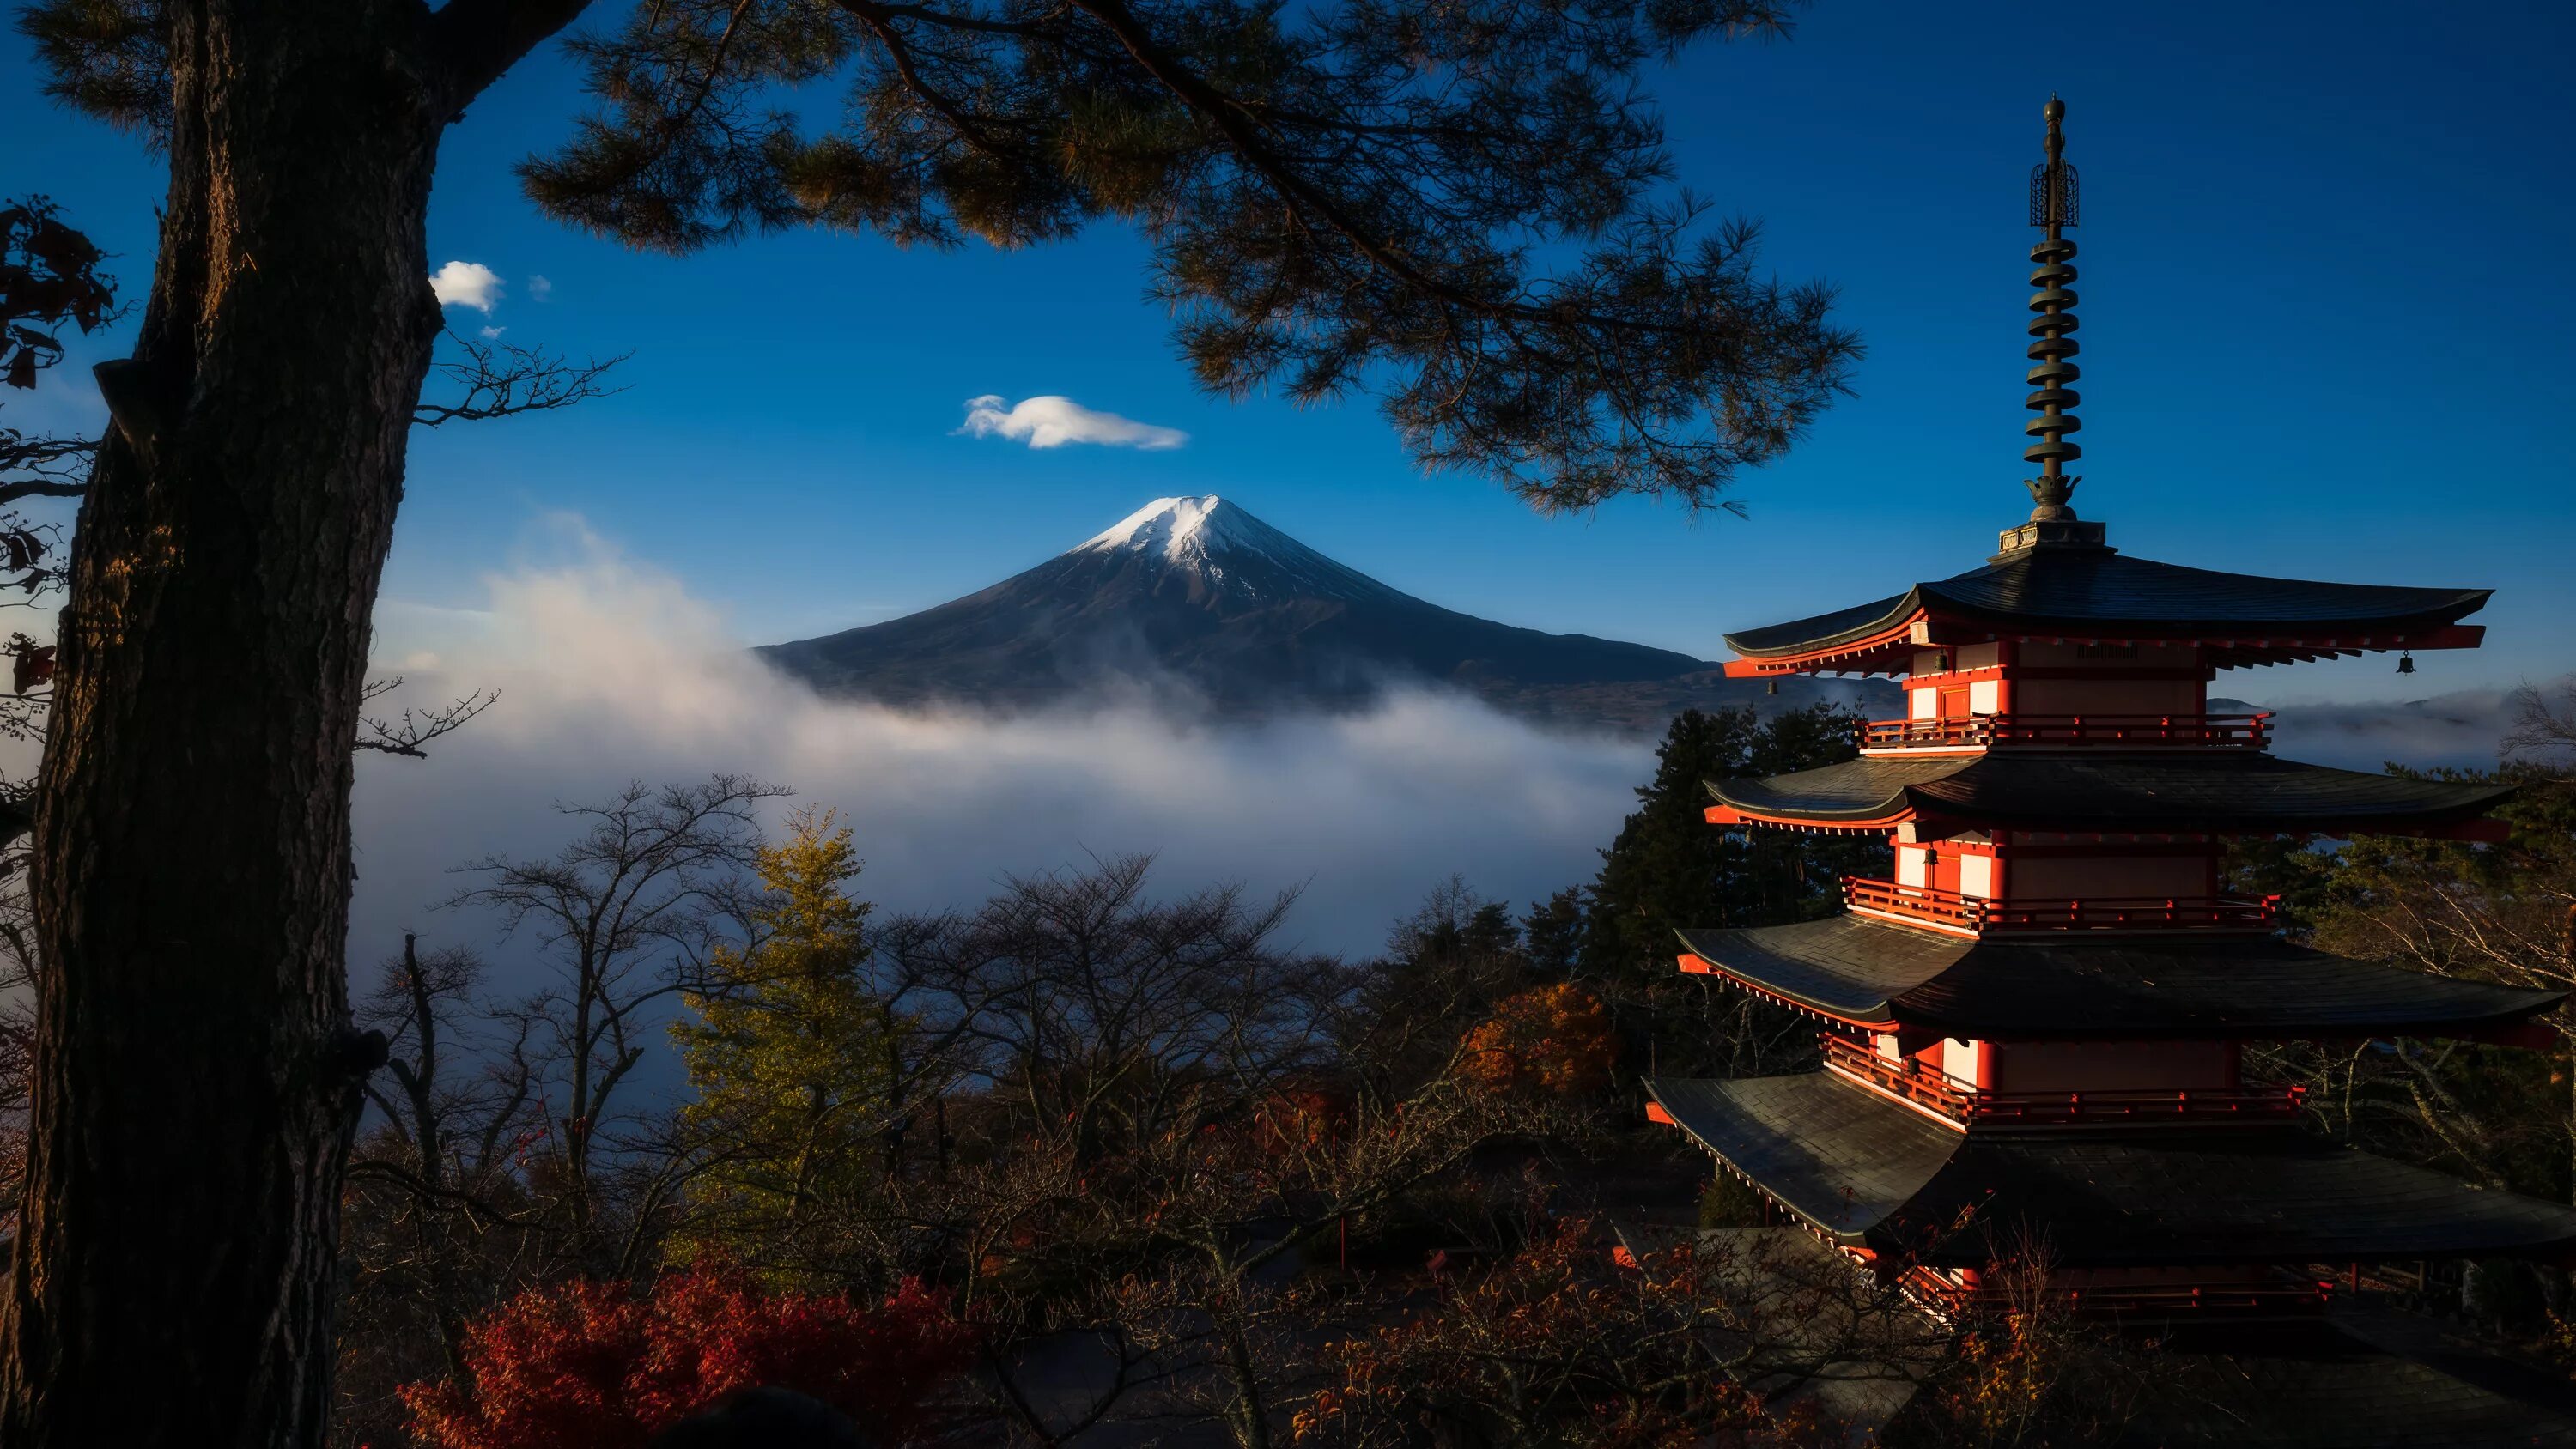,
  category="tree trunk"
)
[0,2,444,1440]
